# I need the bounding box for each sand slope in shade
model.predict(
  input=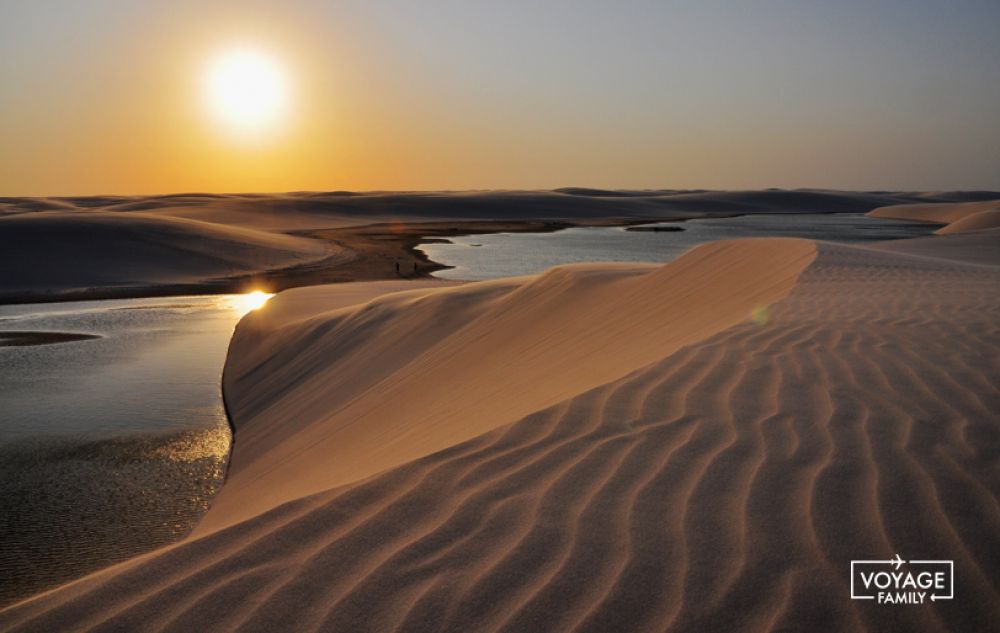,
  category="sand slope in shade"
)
[0,212,335,297]
[2,237,999,633]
